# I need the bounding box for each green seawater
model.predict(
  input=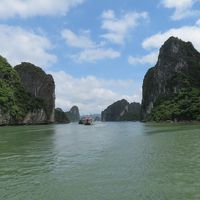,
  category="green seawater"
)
[0,122,200,200]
